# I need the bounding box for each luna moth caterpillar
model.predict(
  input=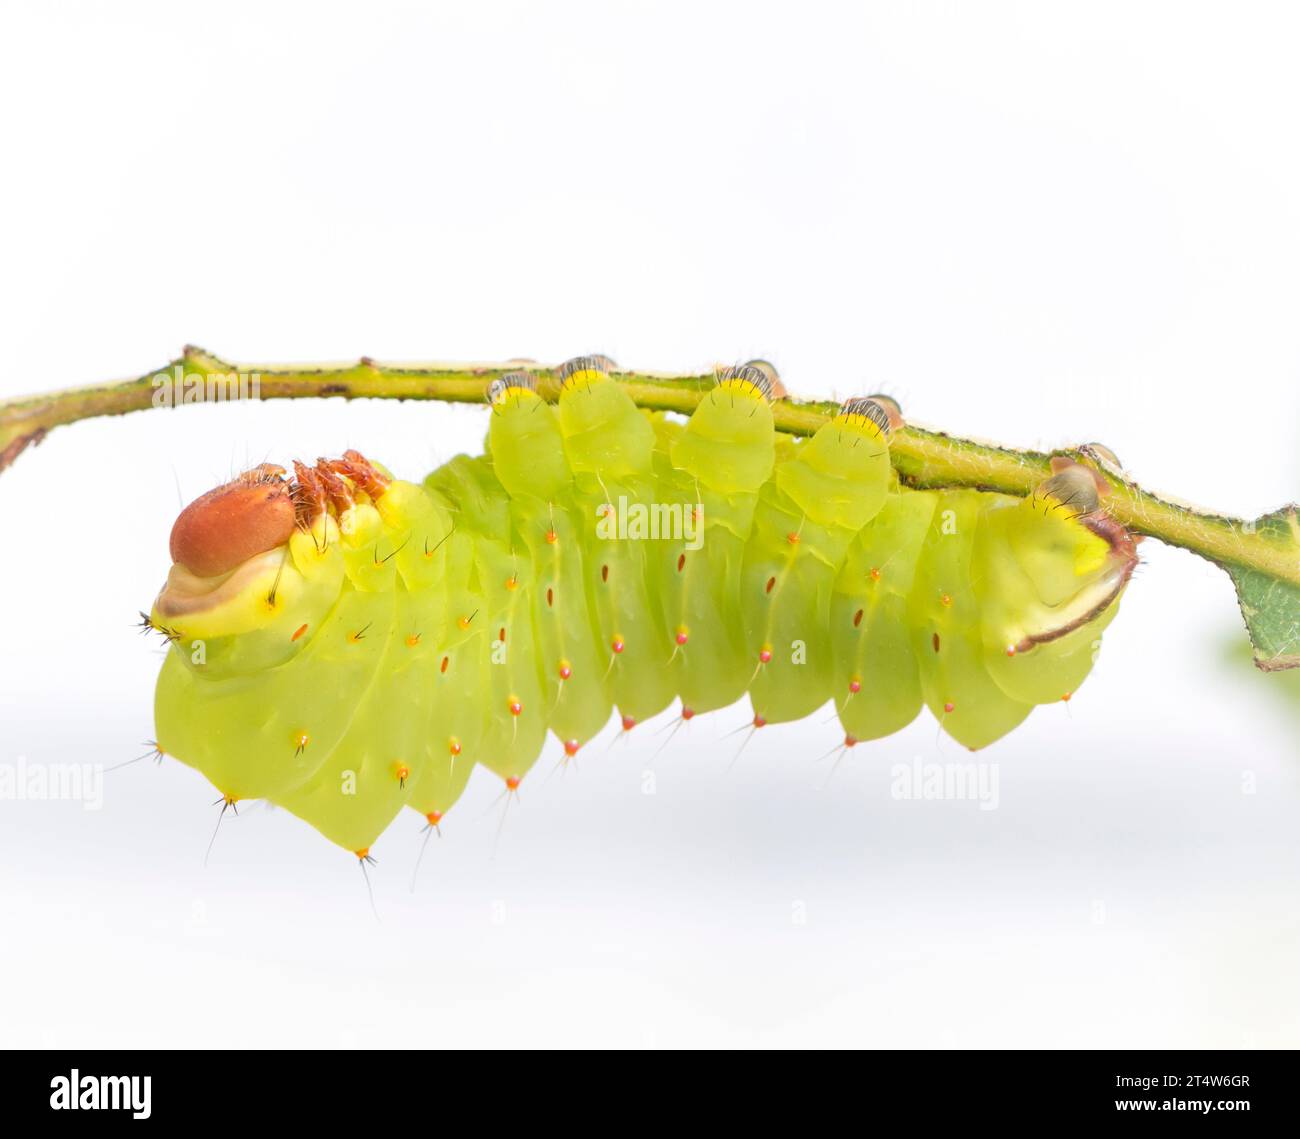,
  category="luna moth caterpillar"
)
[145,356,1136,858]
